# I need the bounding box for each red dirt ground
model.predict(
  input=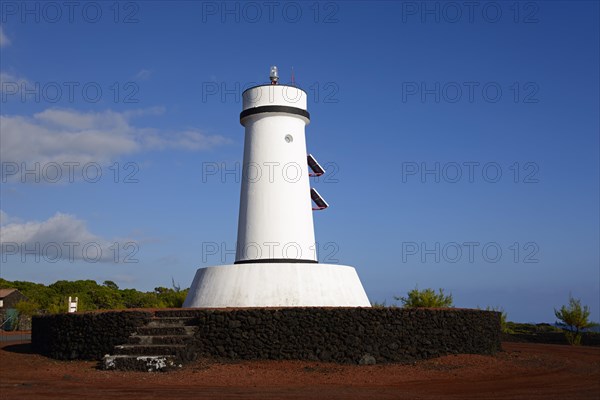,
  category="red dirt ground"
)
[0,339,598,399]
